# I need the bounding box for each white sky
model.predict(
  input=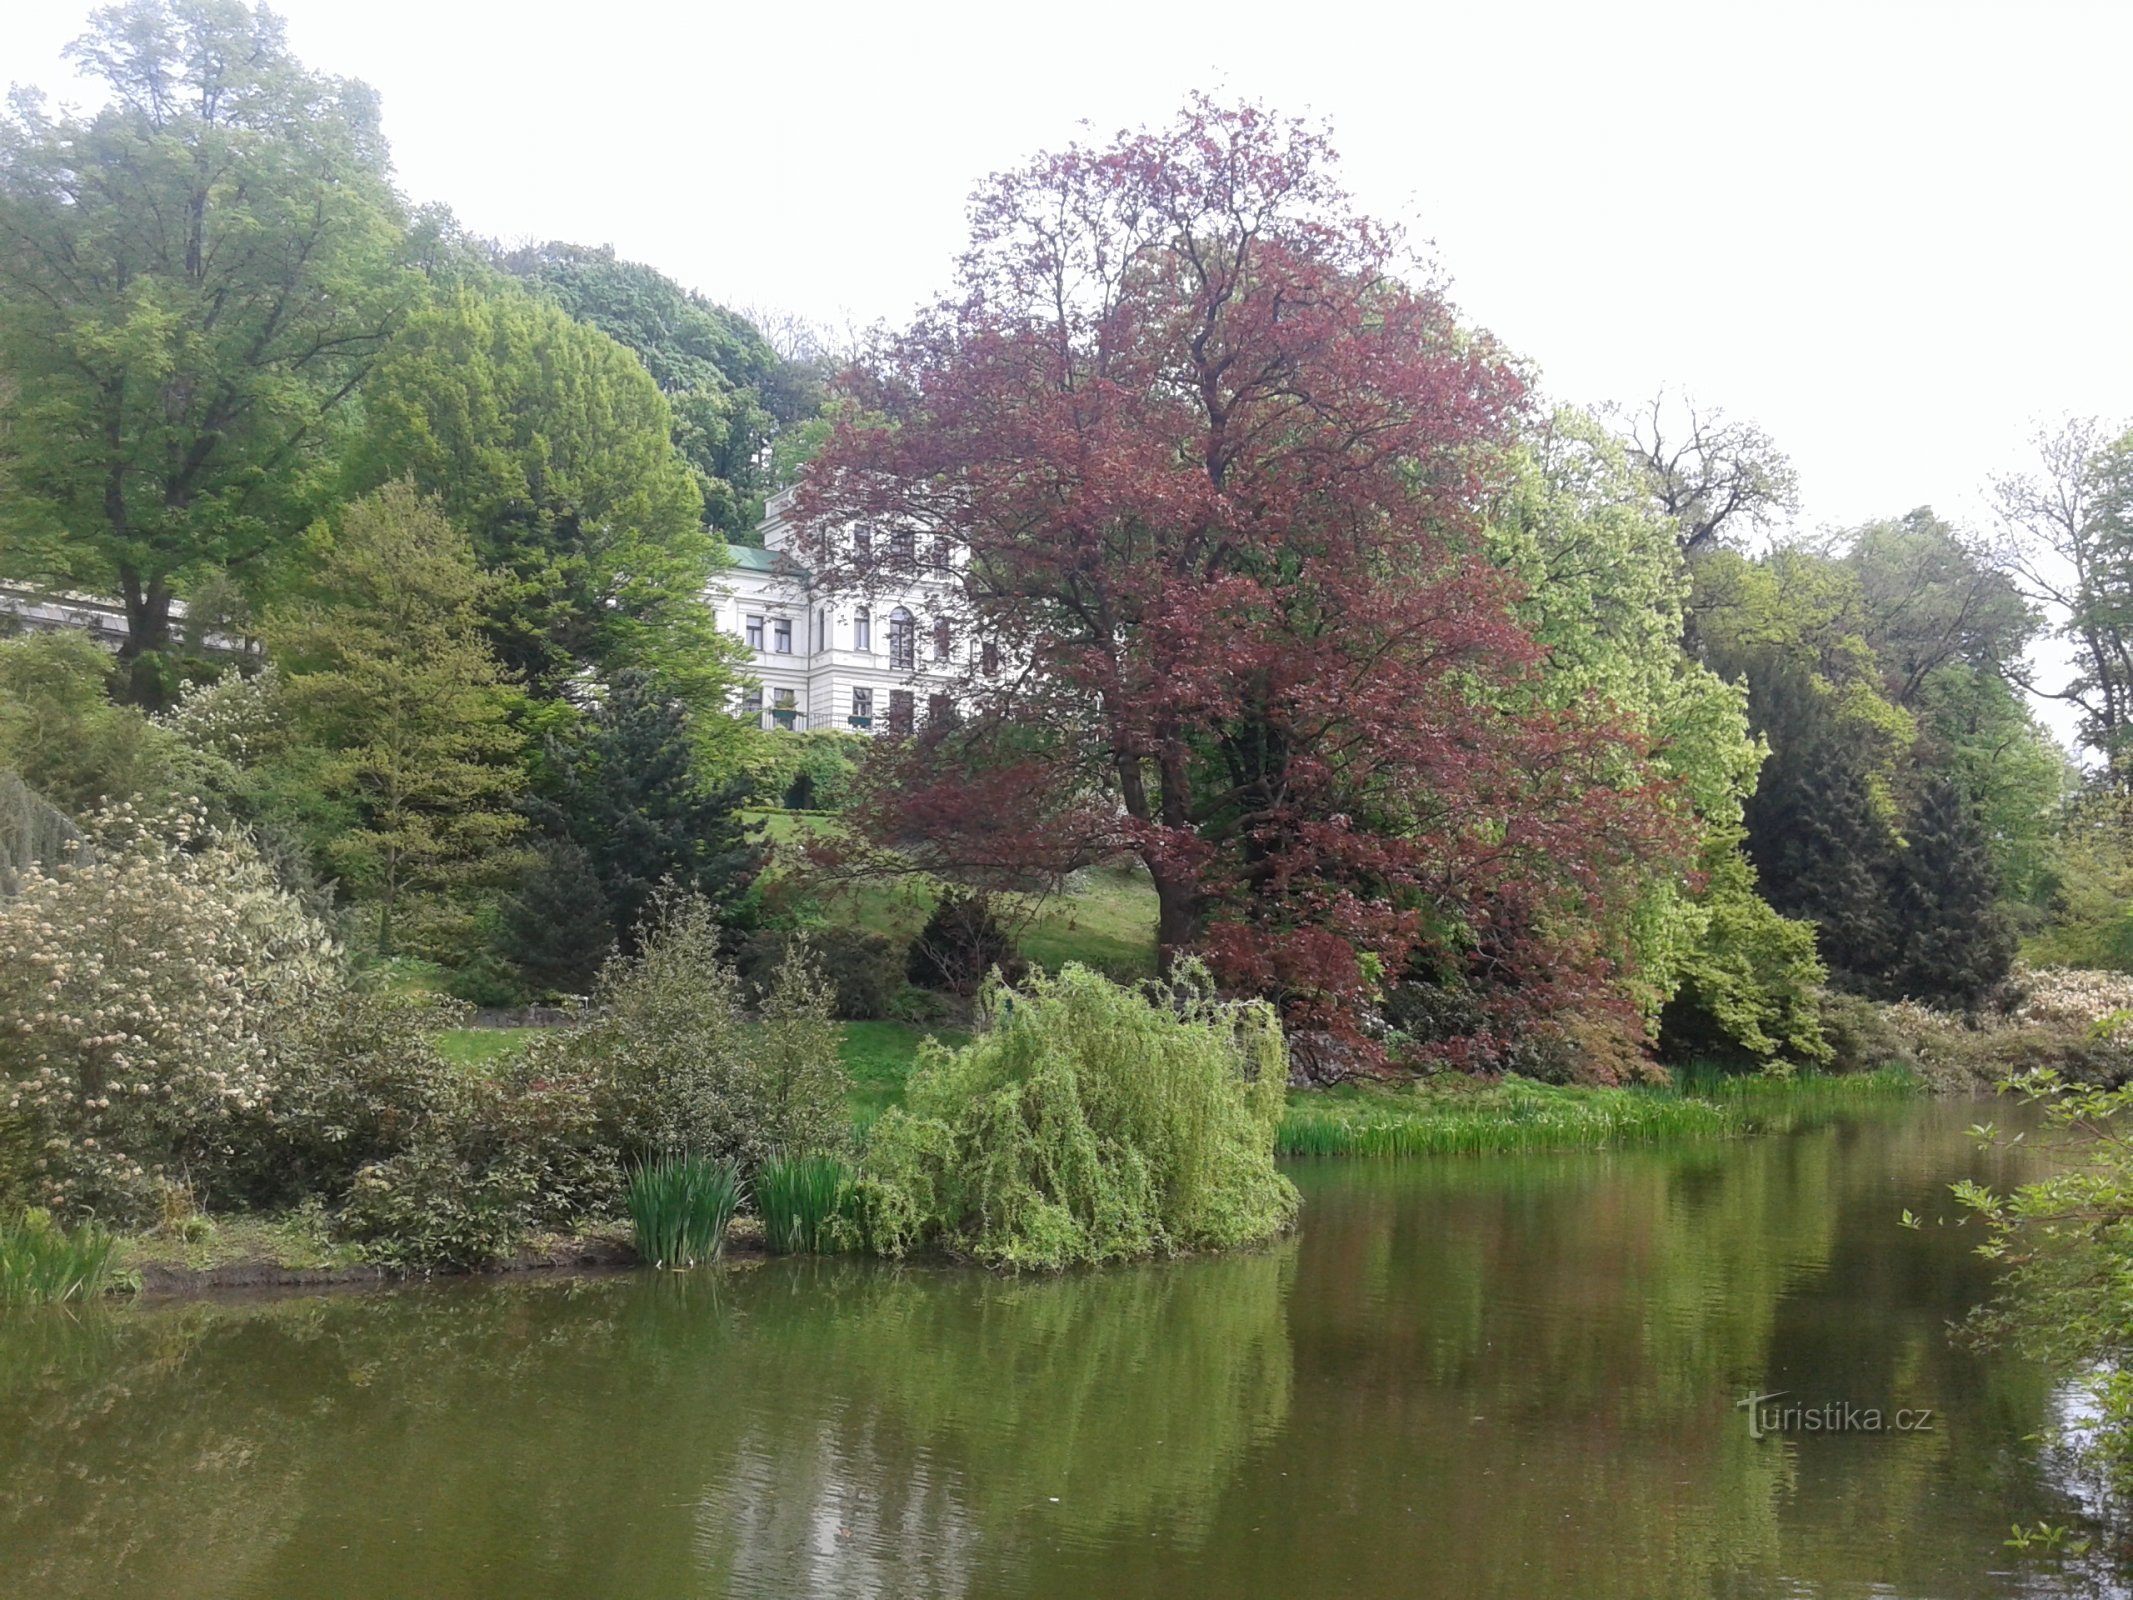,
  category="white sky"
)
[5,0,2129,734]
